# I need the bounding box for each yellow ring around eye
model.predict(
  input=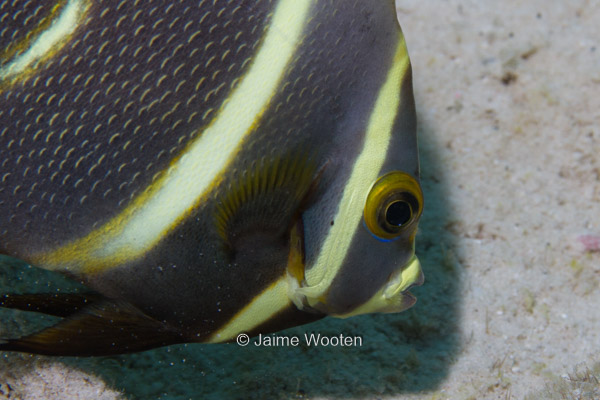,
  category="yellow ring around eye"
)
[363,171,423,241]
